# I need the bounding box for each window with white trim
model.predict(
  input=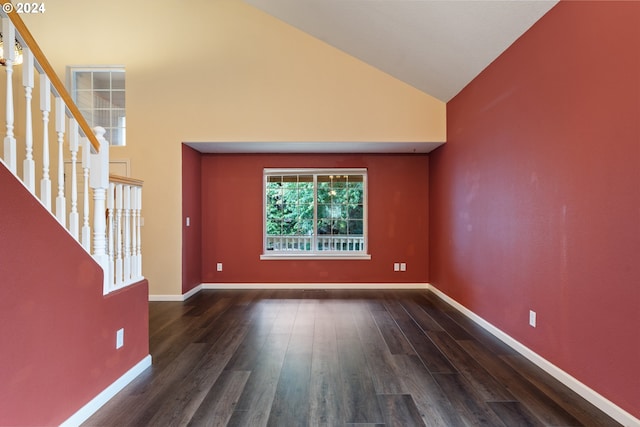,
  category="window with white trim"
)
[68,66,126,146]
[262,168,369,258]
